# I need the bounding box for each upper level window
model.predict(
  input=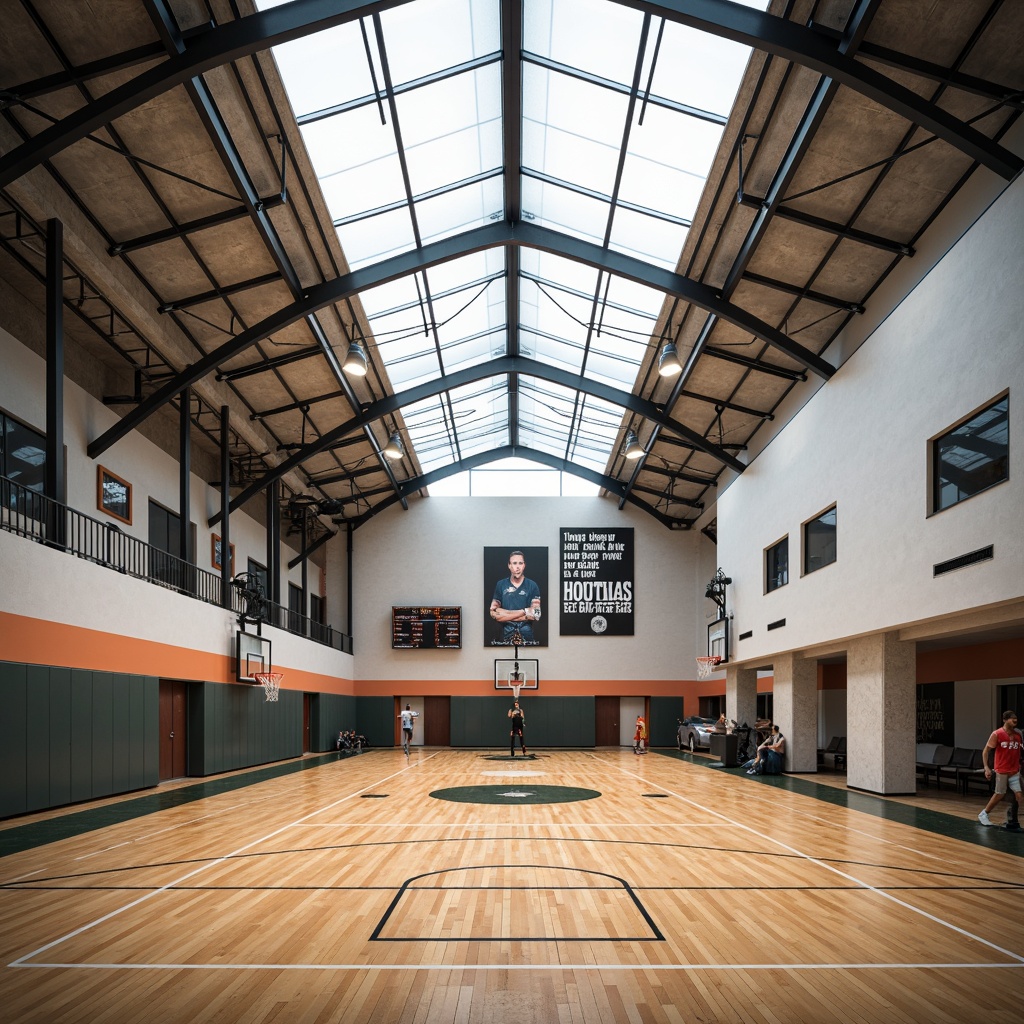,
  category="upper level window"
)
[804,505,837,575]
[933,395,1008,512]
[765,536,788,593]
